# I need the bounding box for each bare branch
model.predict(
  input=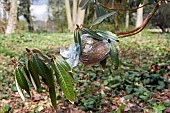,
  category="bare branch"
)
[100,2,150,11]
[117,3,159,38]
